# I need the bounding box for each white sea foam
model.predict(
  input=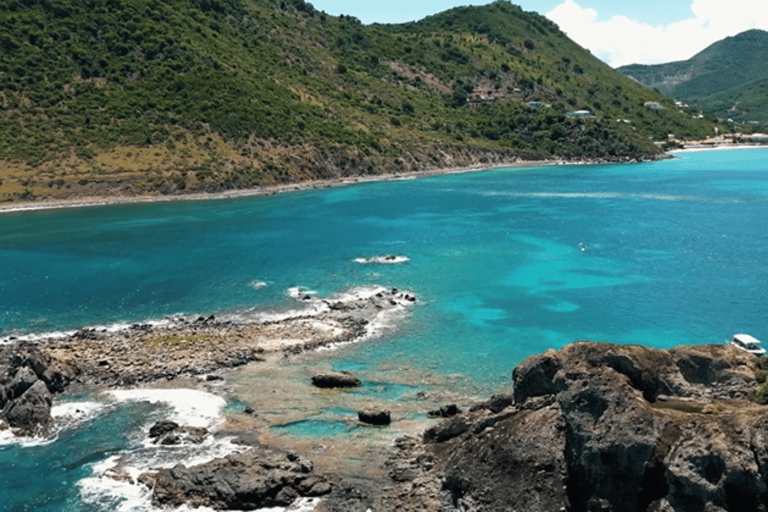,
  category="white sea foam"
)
[106,388,226,429]
[0,399,106,447]
[51,400,106,430]
[354,255,410,264]
[79,452,322,512]
[316,286,416,352]
[0,316,181,345]
[79,388,253,512]
[288,286,318,300]
[51,400,104,420]
[251,280,269,289]
[483,190,711,202]
[0,426,58,447]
